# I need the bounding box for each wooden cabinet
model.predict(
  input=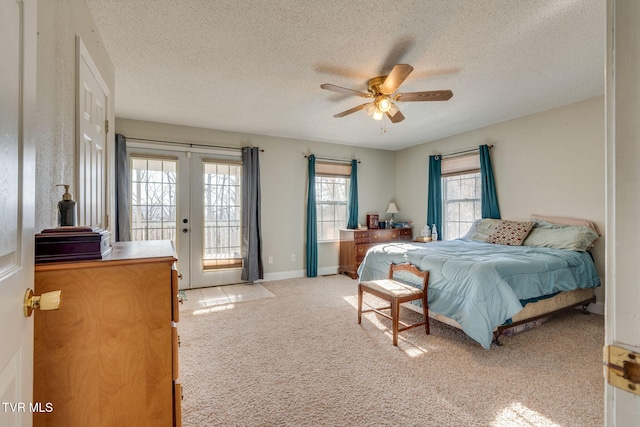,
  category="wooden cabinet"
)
[339,228,412,279]
[33,240,181,427]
